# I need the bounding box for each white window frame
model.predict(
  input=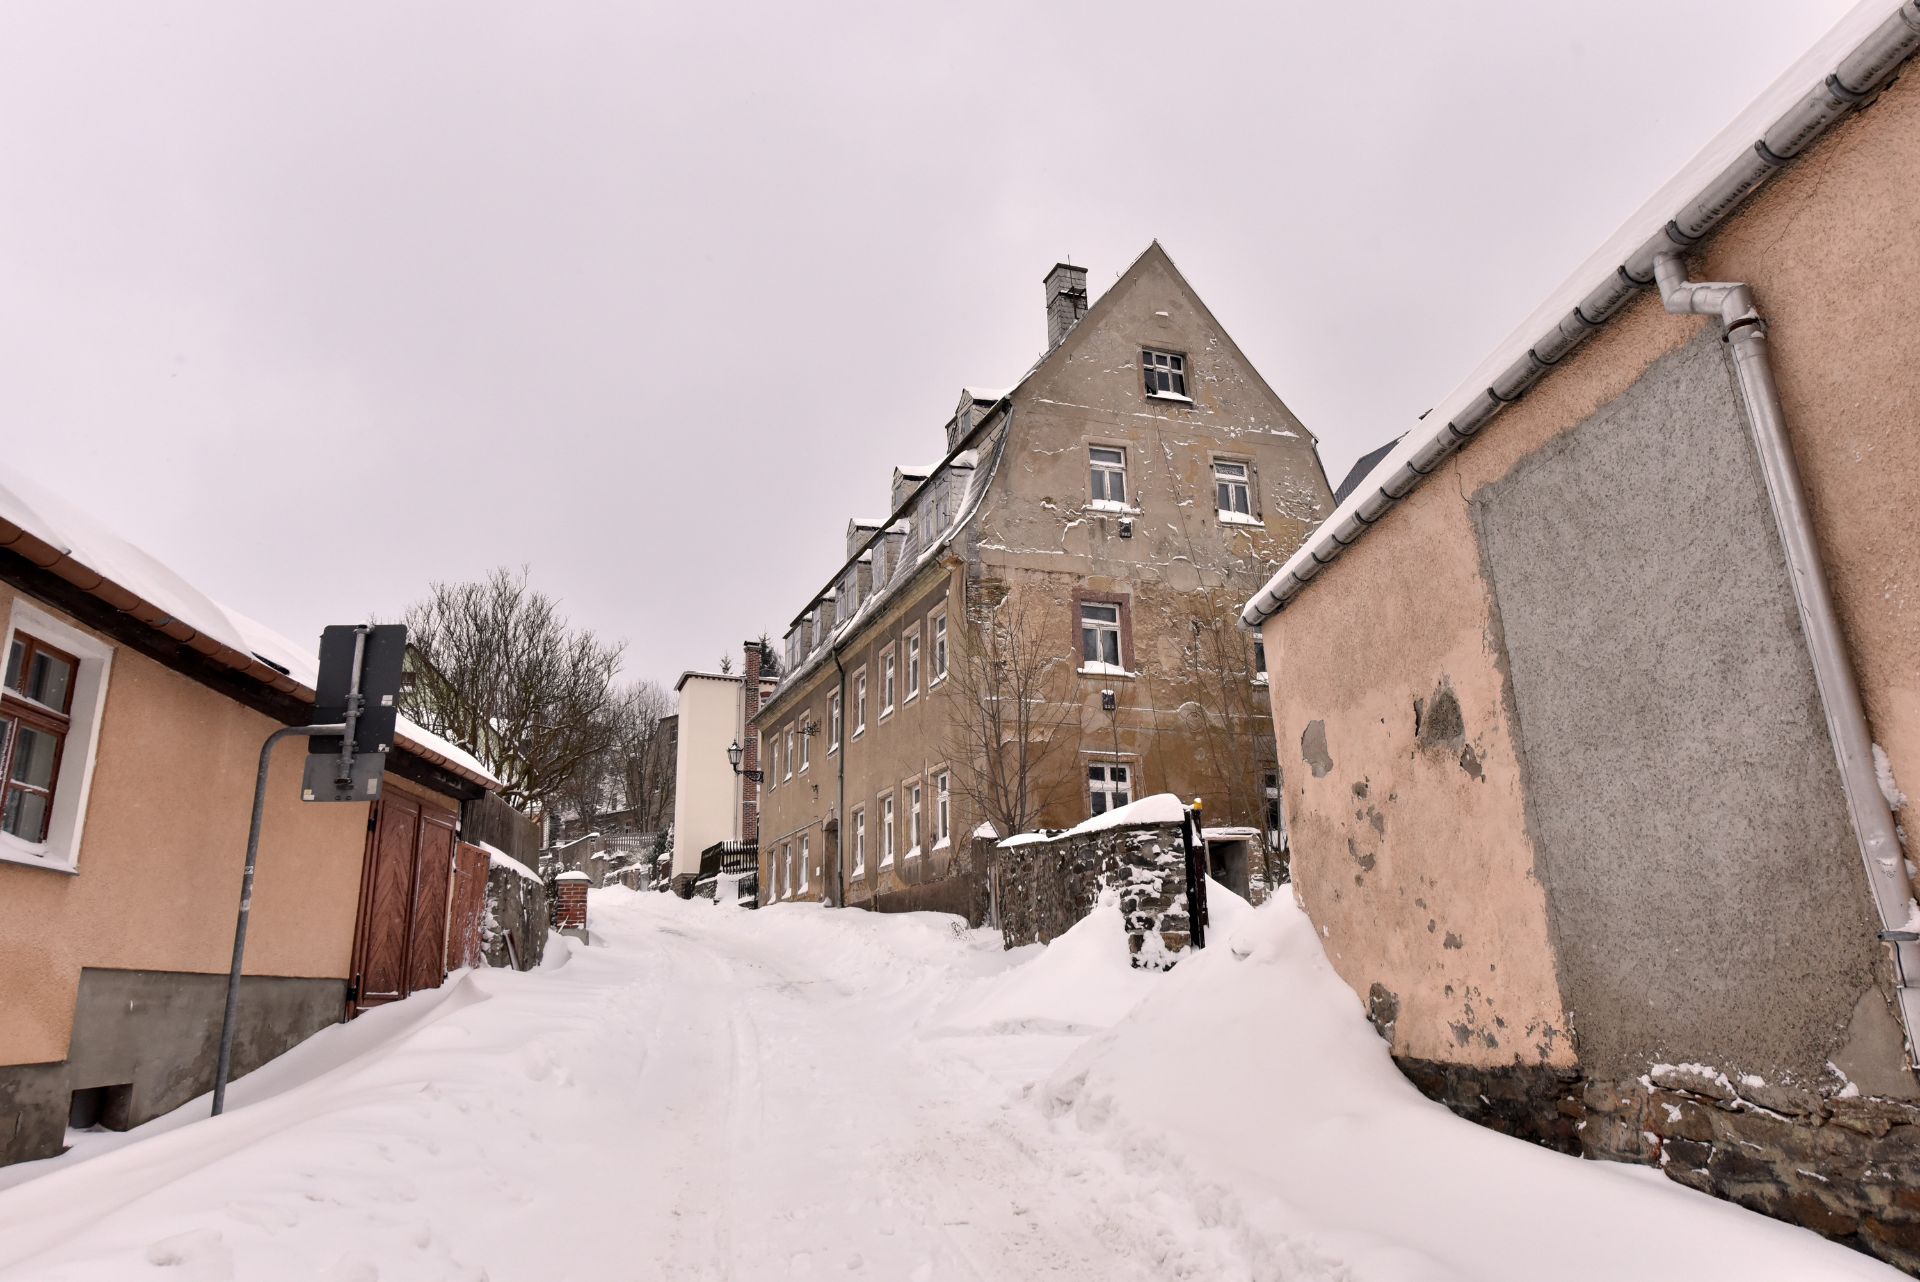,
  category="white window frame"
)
[930,612,948,685]
[784,725,795,780]
[905,634,921,703]
[828,691,842,753]
[1089,445,1128,506]
[1080,602,1122,669]
[799,834,810,894]
[1214,458,1254,519]
[1142,348,1188,399]
[799,718,811,773]
[881,794,896,867]
[907,782,923,856]
[880,647,897,718]
[934,770,950,848]
[781,840,792,899]
[1253,634,1269,685]
[0,599,114,874]
[851,807,866,875]
[853,668,868,737]
[1088,761,1132,816]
